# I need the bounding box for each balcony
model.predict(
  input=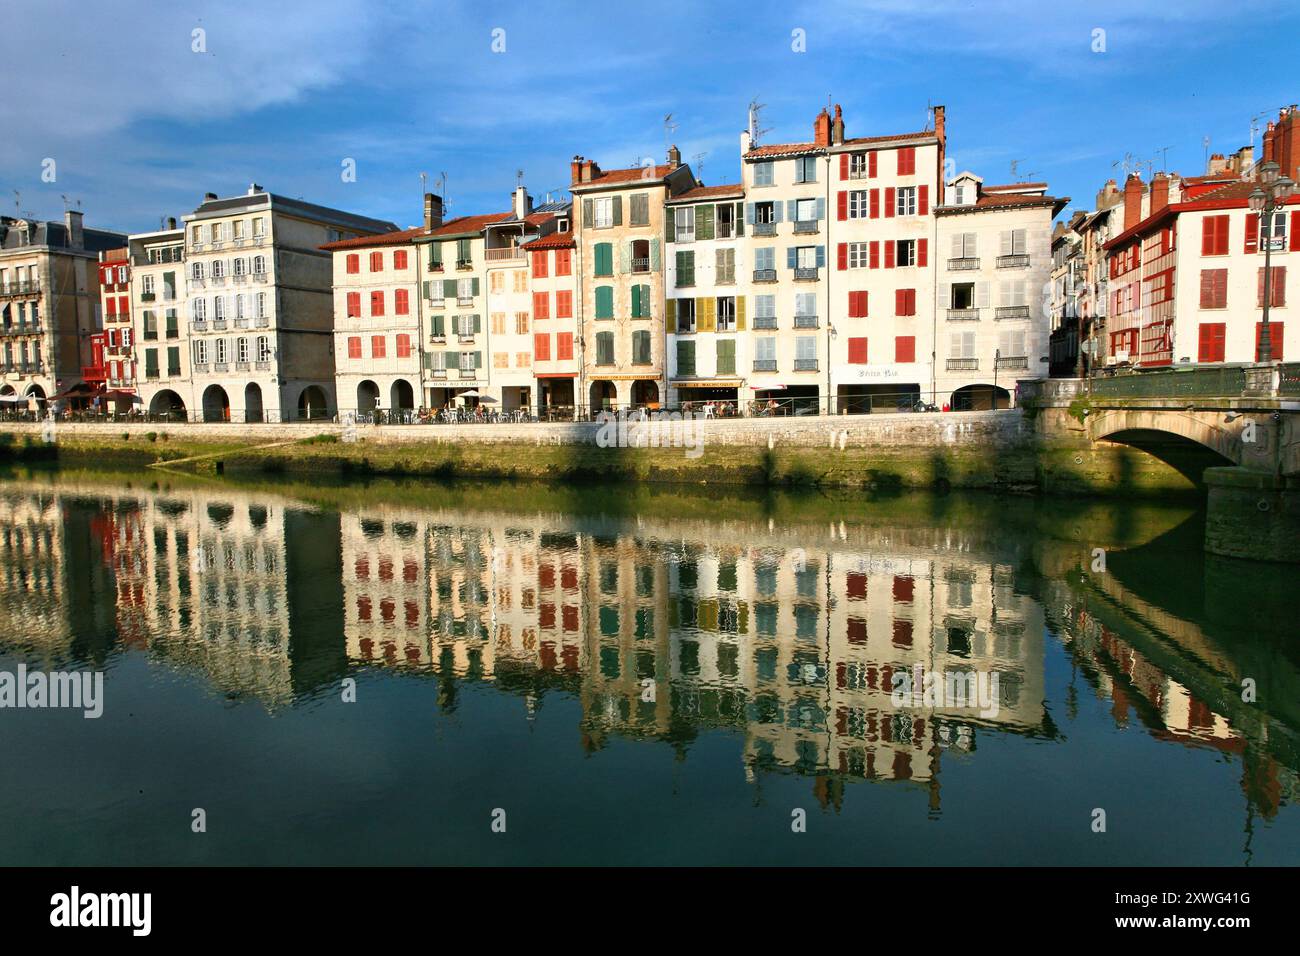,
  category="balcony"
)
[456,259,473,271]
[995,305,1031,320]
[948,257,980,271]
[794,267,819,281]
[793,220,819,235]
[430,368,447,379]
[234,318,249,329]
[752,269,777,283]
[753,315,778,330]
[210,276,226,286]
[947,308,980,321]
[0,281,39,296]
[996,254,1030,269]
[193,363,210,373]
[631,258,650,273]
[252,272,268,282]
[752,221,777,237]
[214,362,229,372]
[457,368,477,379]
[140,291,155,302]
[457,296,474,306]
[191,320,208,332]
[946,357,979,371]
[793,358,818,371]
[458,334,476,344]
[255,317,270,328]
[995,355,1029,370]
[752,359,777,372]
[235,361,250,371]
[485,247,523,262]
[212,319,228,330]
[794,314,818,329]
[254,360,272,371]
[429,334,446,344]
